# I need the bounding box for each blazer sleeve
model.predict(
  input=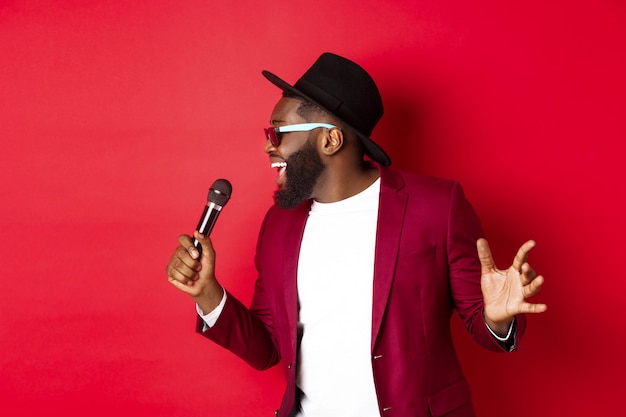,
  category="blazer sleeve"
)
[195,211,282,370]
[446,182,526,352]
